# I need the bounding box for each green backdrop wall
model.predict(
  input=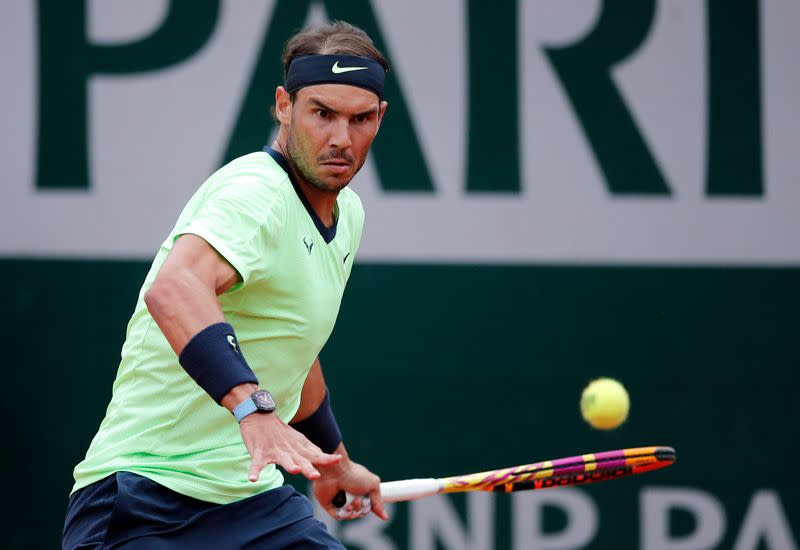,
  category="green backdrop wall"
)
[2,260,797,548]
